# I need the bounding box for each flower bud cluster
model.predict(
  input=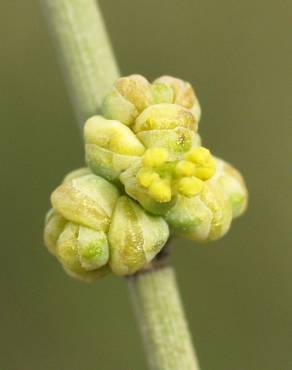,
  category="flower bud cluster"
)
[44,75,248,281]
